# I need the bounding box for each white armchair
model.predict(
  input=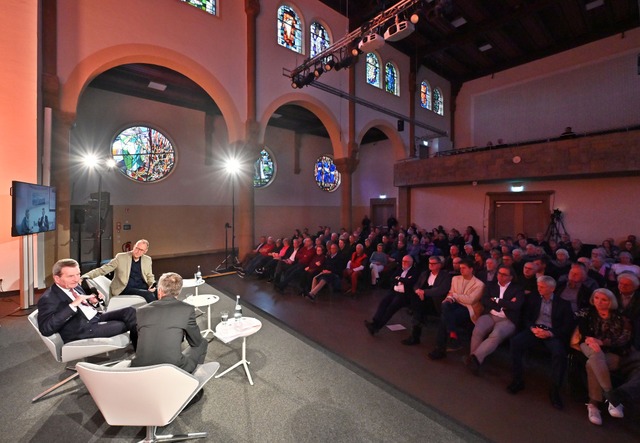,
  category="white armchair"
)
[85,275,147,311]
[77,361,220,443]
[28,310,130,402]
